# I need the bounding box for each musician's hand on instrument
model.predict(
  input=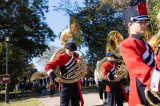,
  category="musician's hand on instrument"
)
[55,77,62,82]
